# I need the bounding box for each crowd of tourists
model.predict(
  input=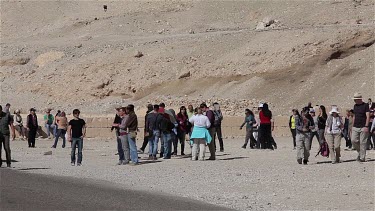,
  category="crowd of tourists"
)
[0,92,374,168]
[288,93,375,164]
